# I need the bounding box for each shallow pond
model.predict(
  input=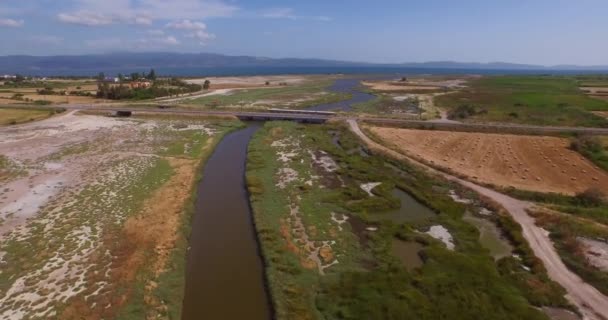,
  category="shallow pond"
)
[372,188,436,223]
[391,238,424,270]
[463,212,513,260]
